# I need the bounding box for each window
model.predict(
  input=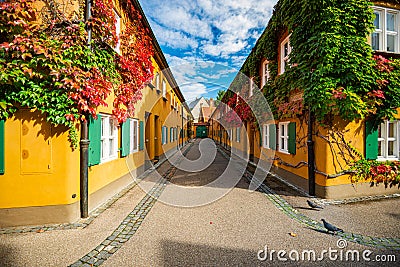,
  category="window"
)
[101,114,118,162]
[278,122,289,153]
[114,10,121,54]
[261,60,270,87]
[228,129,233,141]
[236,127,241,142]
[170,127,178,142]
[130,119,139,153]
[249,77,254,97]
[162,126,168,144]
[155,73,160,90]
[263,124,270,149]
[280,36,291,74]
[378,120,399,160]
[162,79,167,98]
[372,7,399,53]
